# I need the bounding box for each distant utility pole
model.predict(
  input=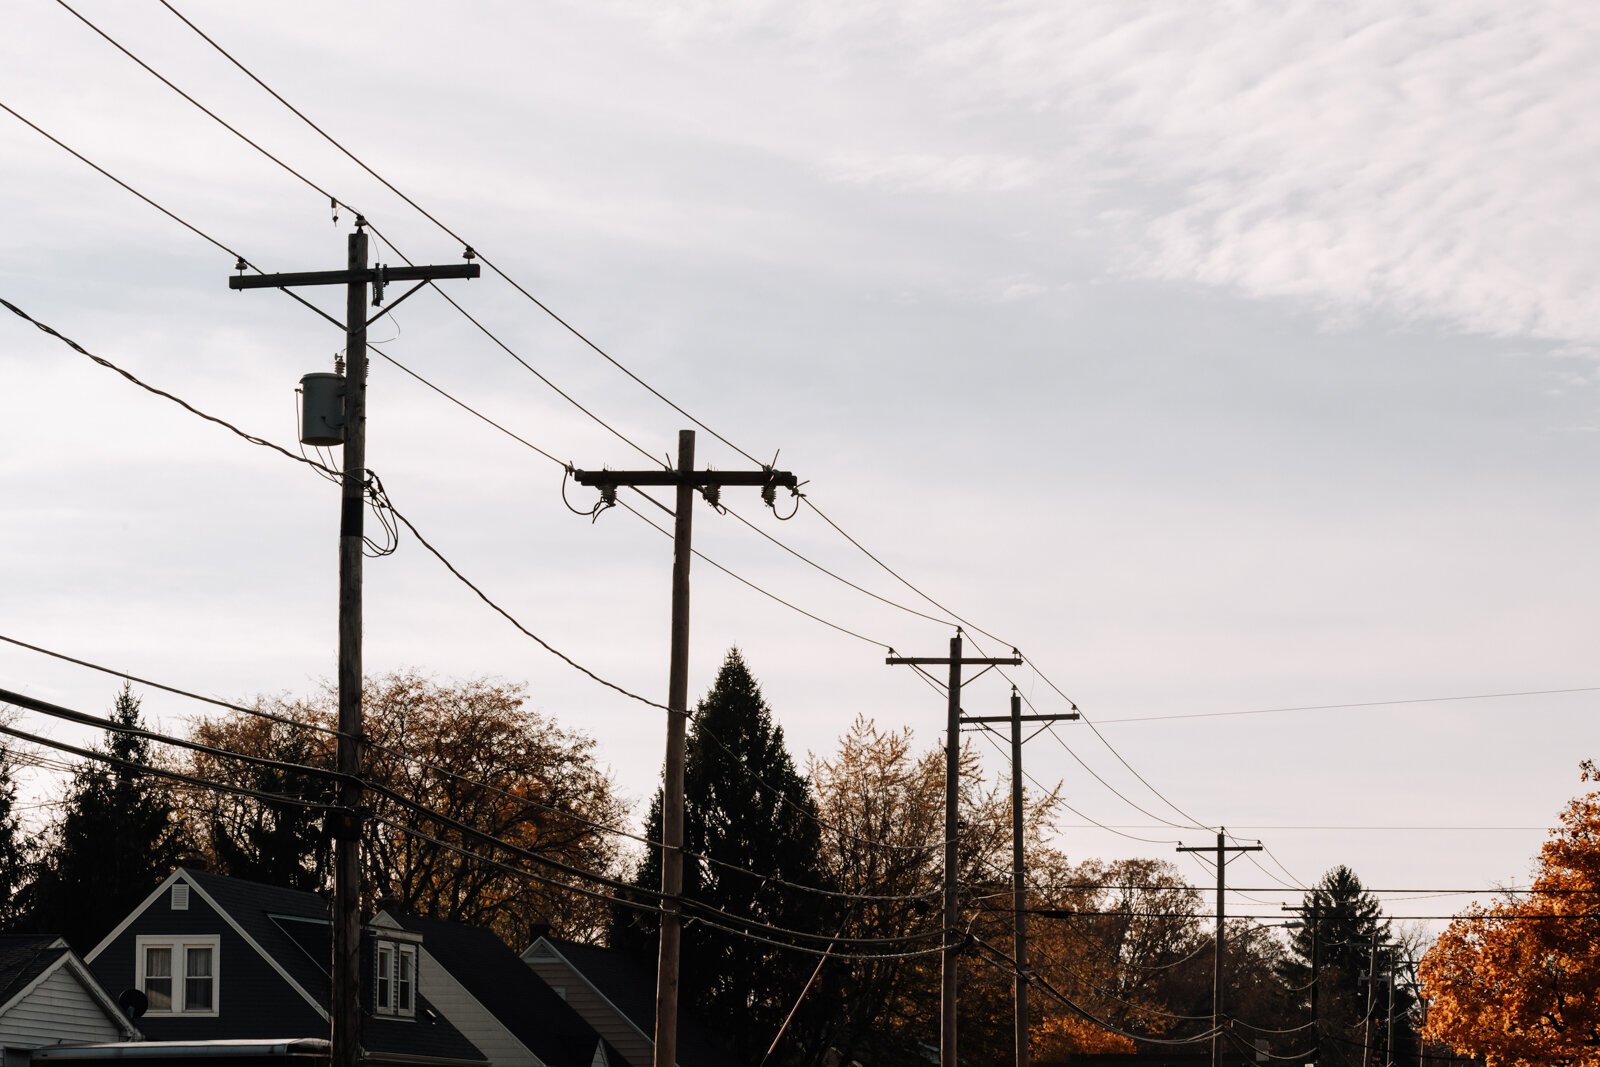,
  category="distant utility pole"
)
[963,687,1077,1067]
[1282,898,1321,1065]
[228,223,478,1067]
[1363,929,1379,1067]
[887,632,1021,1067]
[1177,829,1261,1067]
[572,431,796,1067]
